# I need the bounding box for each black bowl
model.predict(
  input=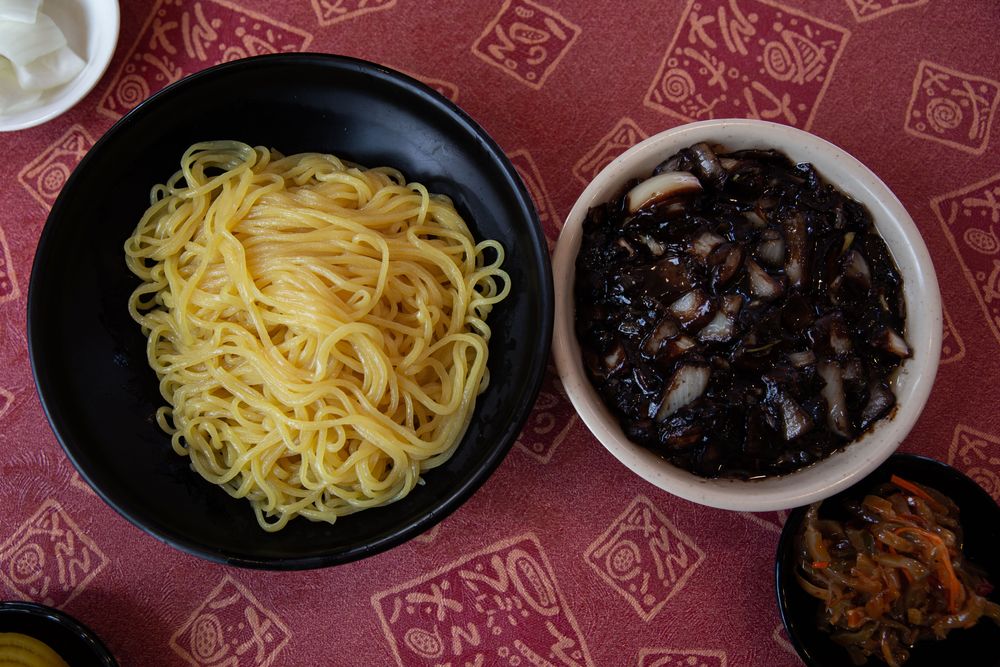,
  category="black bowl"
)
[776,453,1000,666]
[27,54,552,569]
[0,601,117,666]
